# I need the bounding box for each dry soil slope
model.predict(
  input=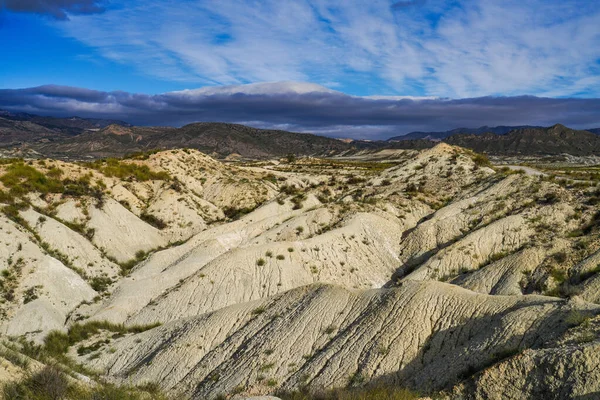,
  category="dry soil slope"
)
[84,281,600,399]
